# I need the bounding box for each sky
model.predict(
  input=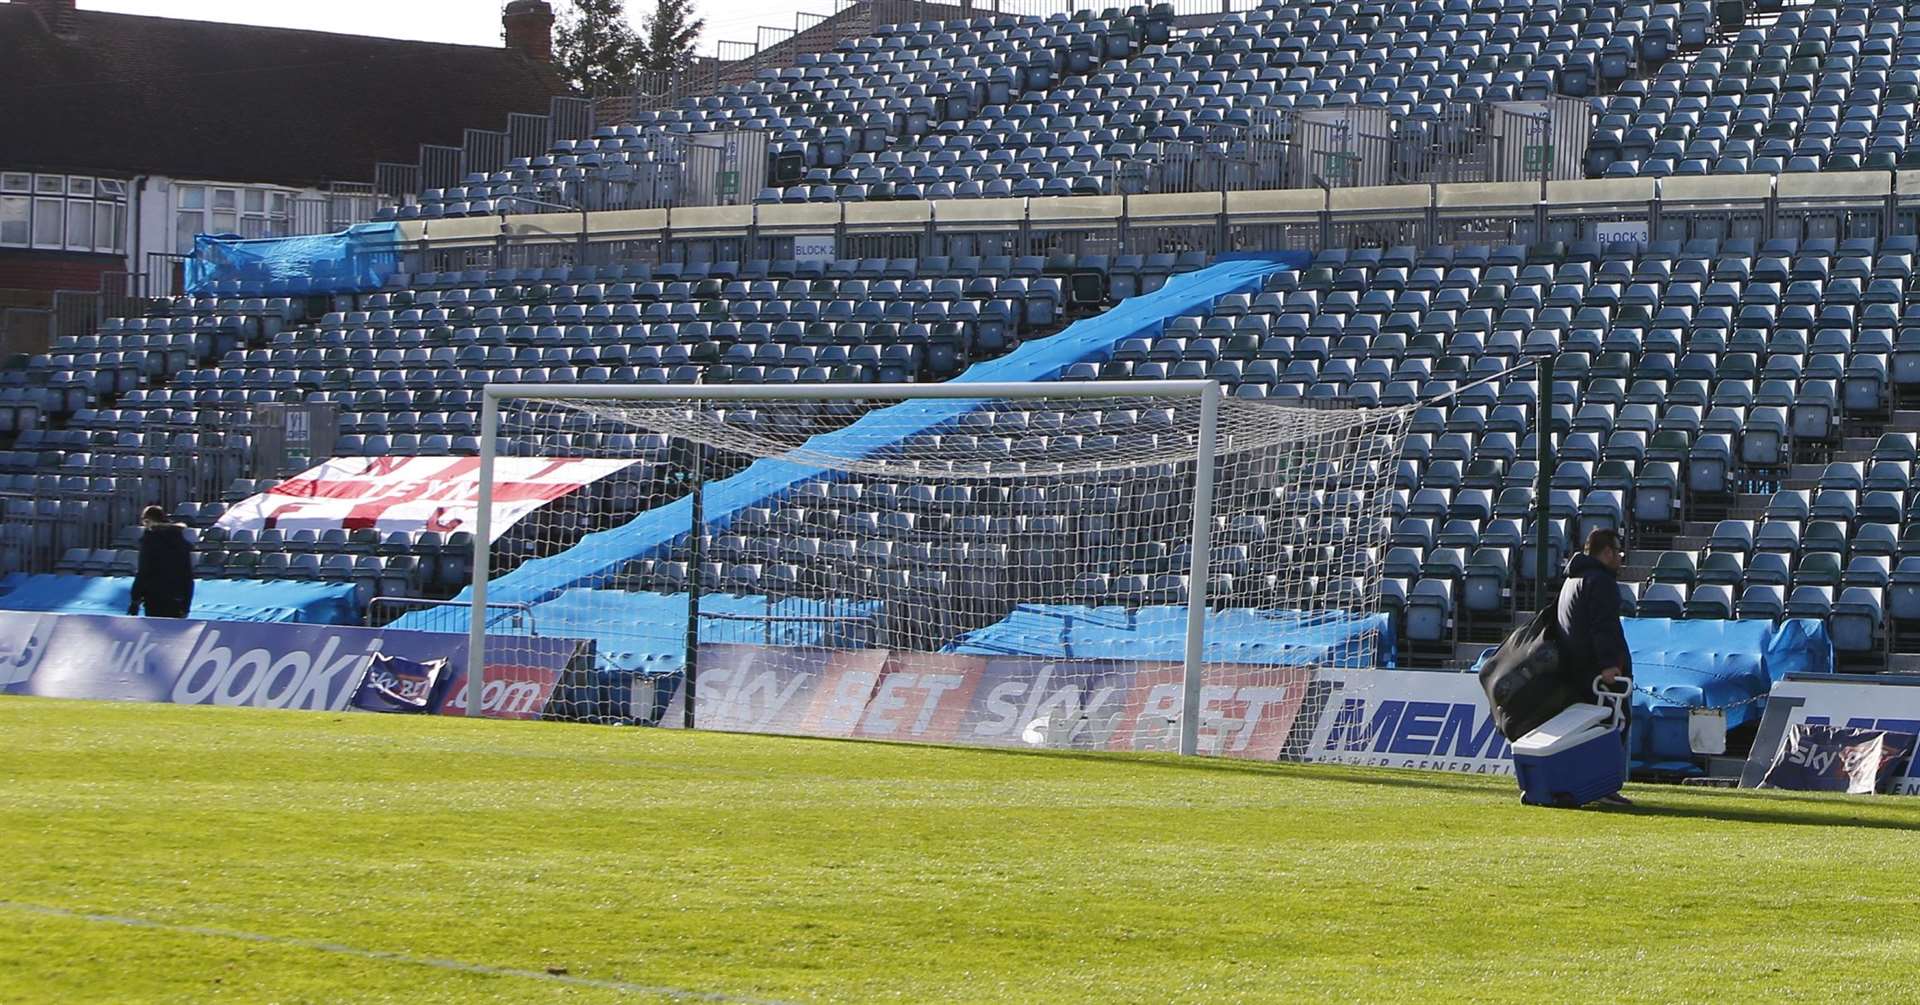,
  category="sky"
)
[42,0,821,56]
